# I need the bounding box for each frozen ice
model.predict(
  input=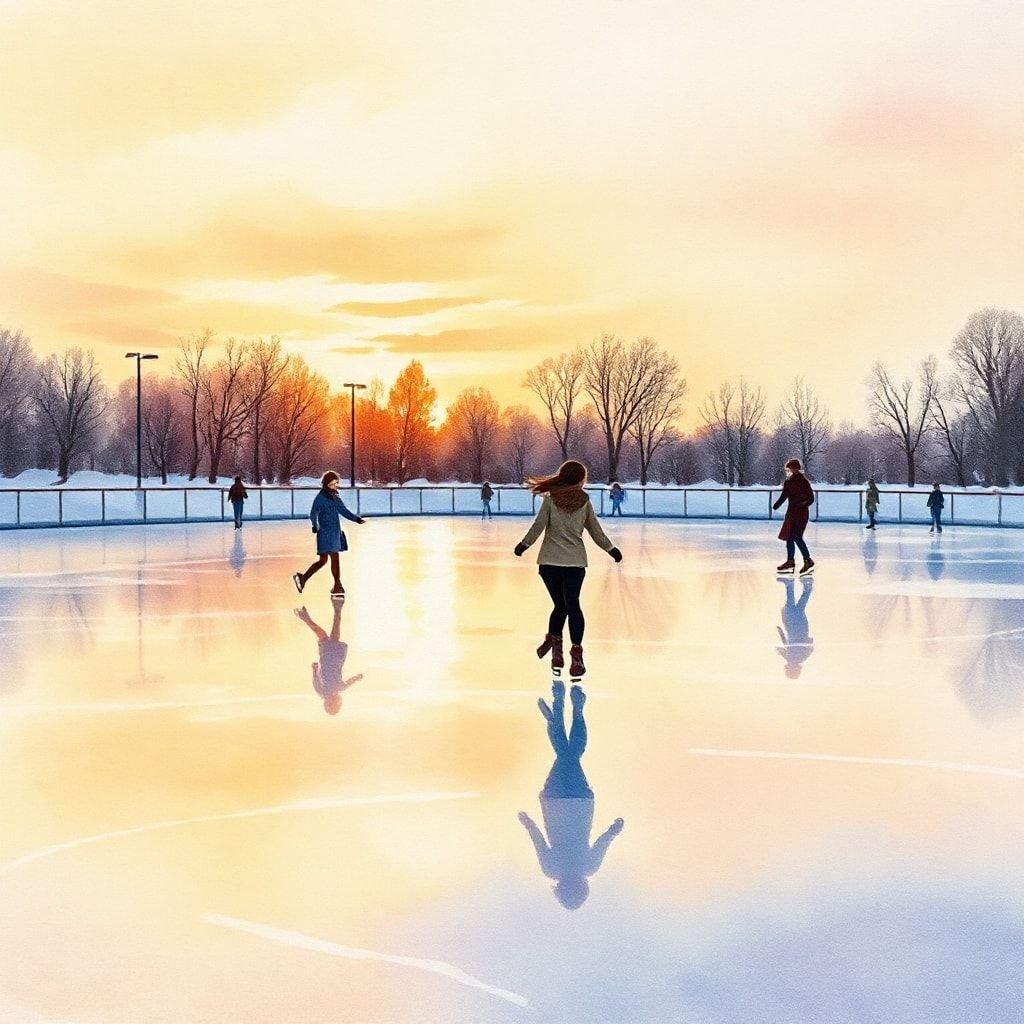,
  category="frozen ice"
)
[0,517,1022,1023]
